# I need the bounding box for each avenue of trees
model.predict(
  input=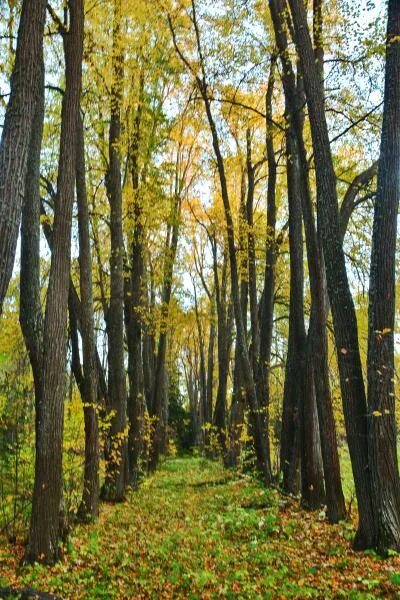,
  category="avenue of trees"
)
[0,0,399,565]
